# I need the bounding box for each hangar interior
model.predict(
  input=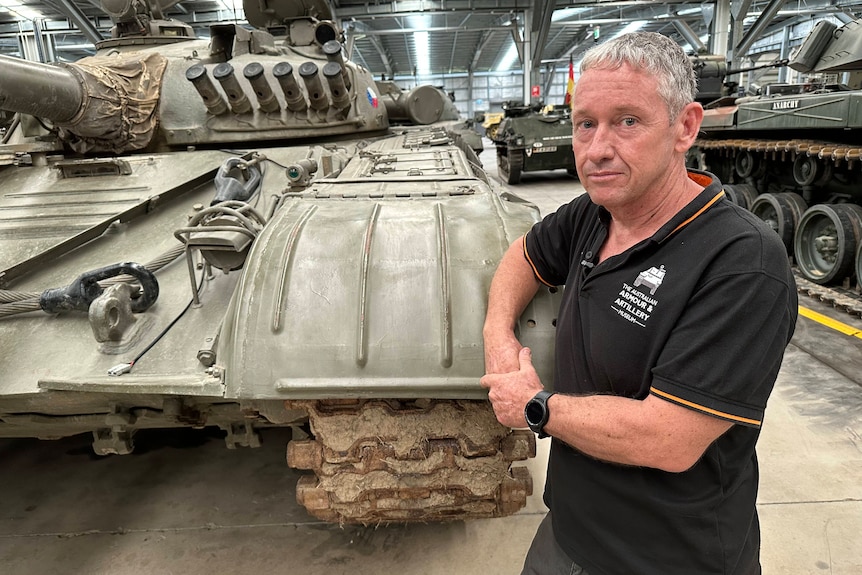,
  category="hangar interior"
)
[0,0,860,116]
[0,1,861,573]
